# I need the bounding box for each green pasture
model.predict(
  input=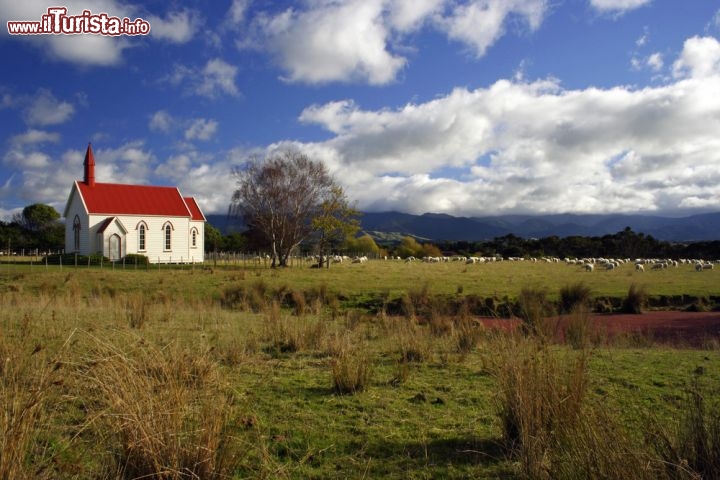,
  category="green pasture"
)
[1,257,718,305]
[1,259,719,478]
